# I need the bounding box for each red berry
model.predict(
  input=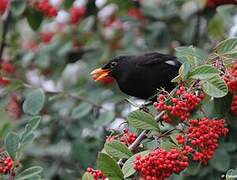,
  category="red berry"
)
[33,0,58,17]
[206,0,237,8]
[154,85,204,123]
[0,0,8,14]
[86,167,106,180]
[134,148,189,179]
[187,118,228,165]
[69,6,86,24]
